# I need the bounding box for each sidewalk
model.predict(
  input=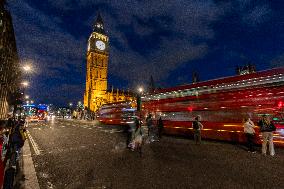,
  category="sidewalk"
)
[0,142,4,188]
